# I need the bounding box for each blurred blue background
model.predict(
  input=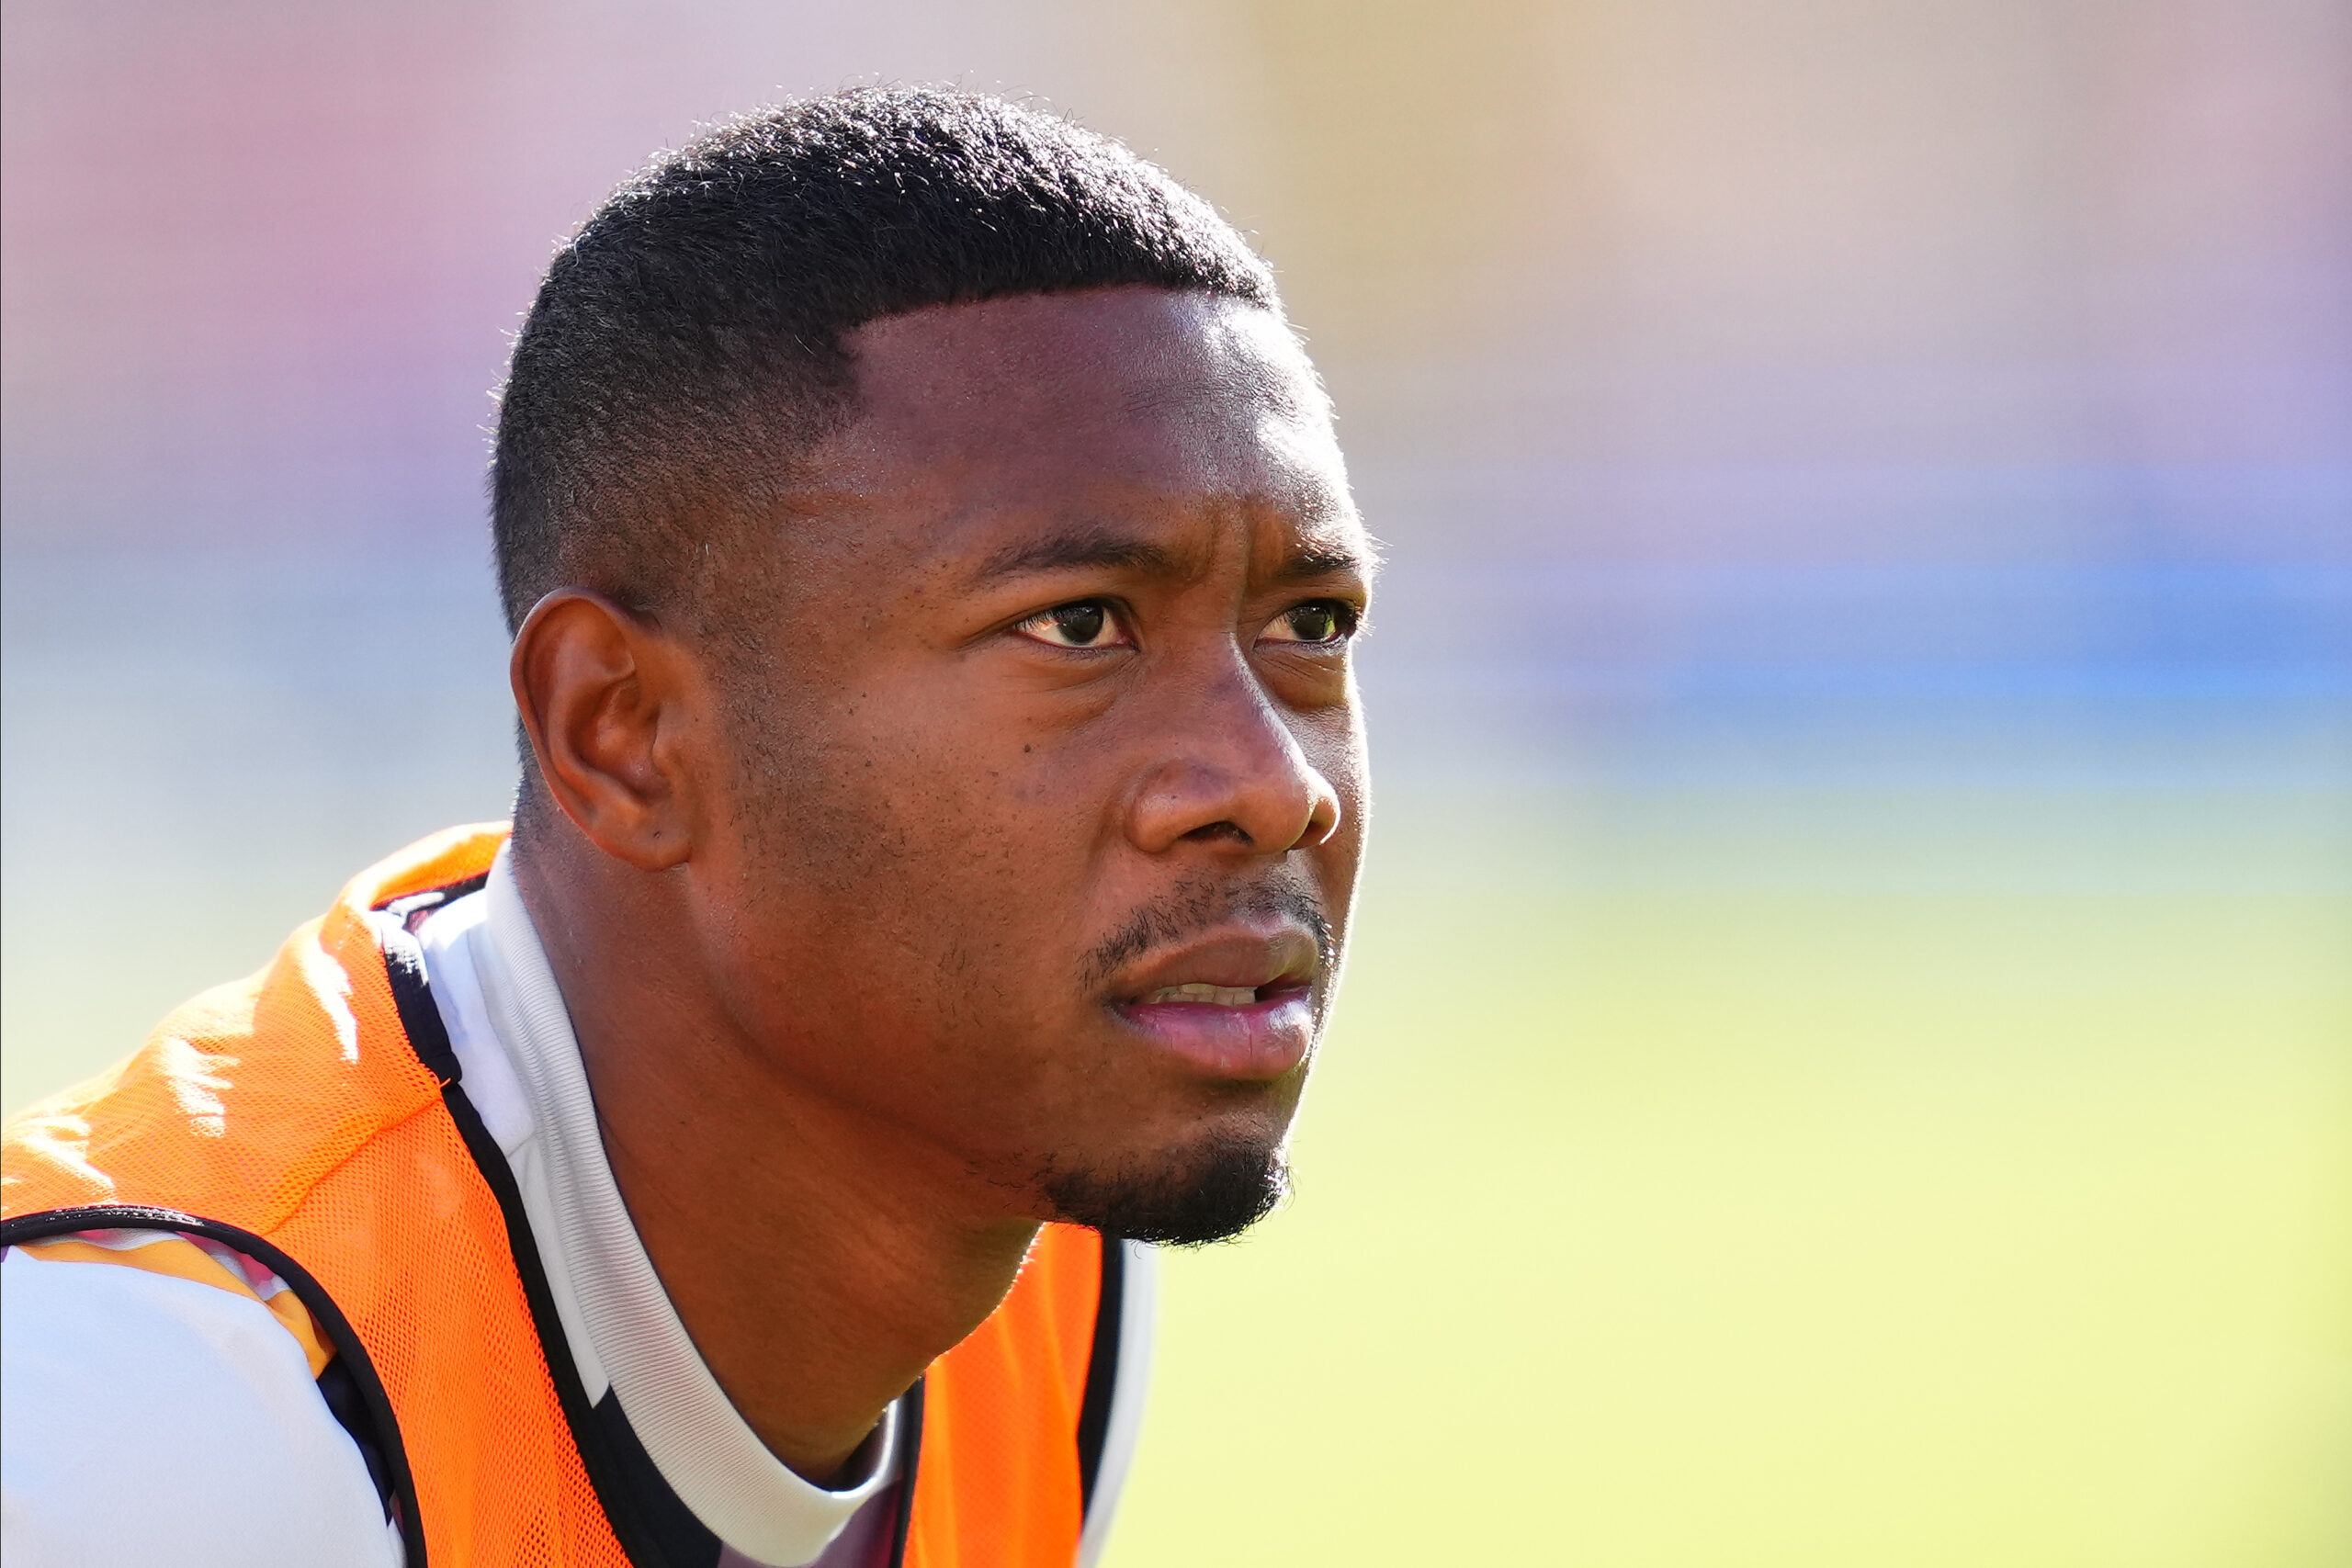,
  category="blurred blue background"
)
[6,3,2348,1561]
